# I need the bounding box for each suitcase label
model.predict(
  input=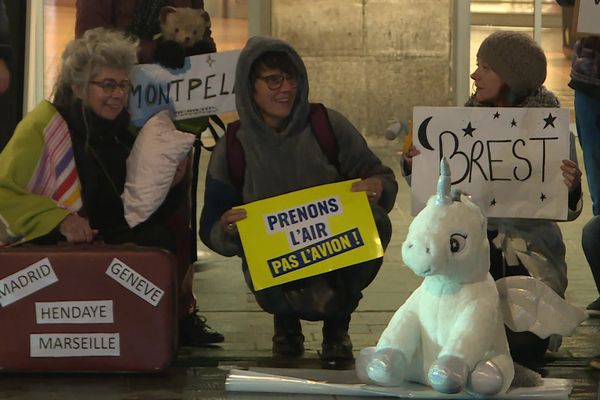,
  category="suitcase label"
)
[105,258,164,306]
[35,300,114,324]
[0,258,58,307]
[30,333,120,357]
